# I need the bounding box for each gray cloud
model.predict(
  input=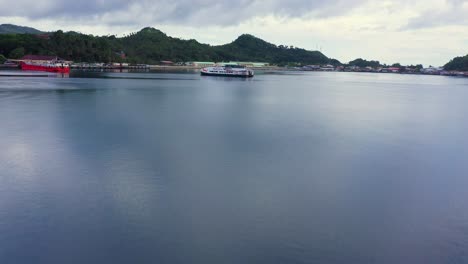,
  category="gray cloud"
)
[0,0,366,26]
[403,0,468,30]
